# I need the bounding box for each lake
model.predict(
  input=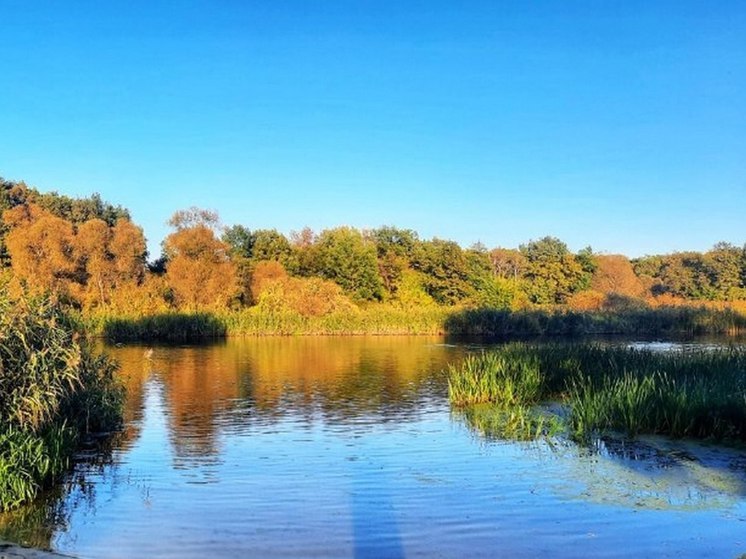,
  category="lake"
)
[1,336,745,558]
